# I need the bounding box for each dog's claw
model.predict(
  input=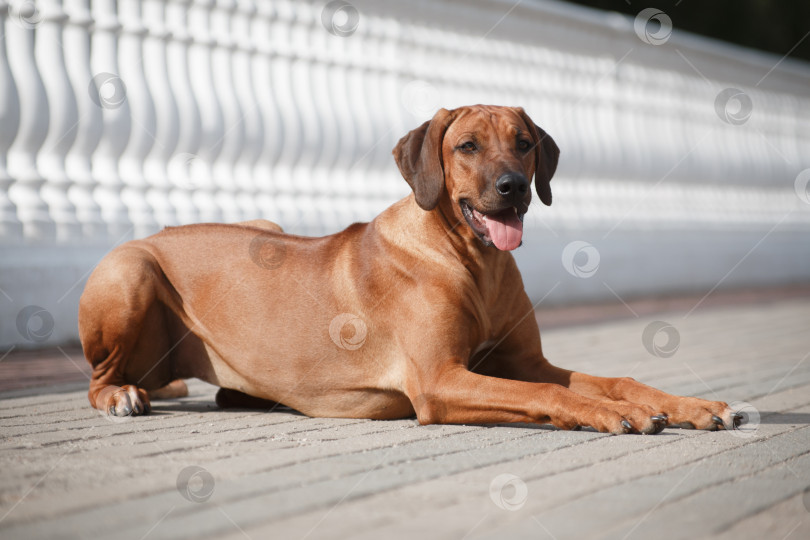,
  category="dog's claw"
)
[621,419,633,432]
[731,412,744,428]
[711,415,724,429]
[648,415,667,434]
